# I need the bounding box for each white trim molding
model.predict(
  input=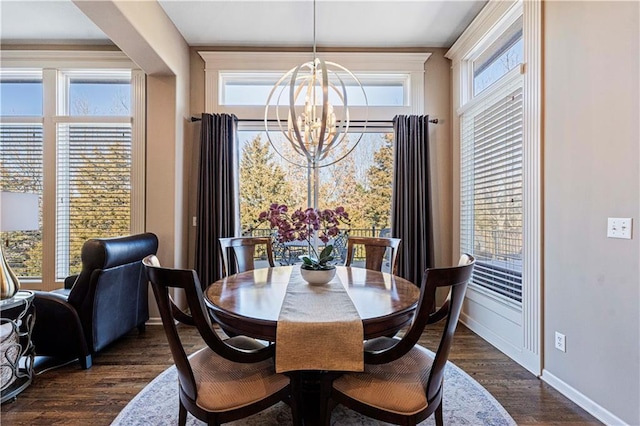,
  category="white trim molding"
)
[520,0,543,377]
[541,370,629,426]
[0,50,136,69]
[131,69,147,234]
[446,0,542,376]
